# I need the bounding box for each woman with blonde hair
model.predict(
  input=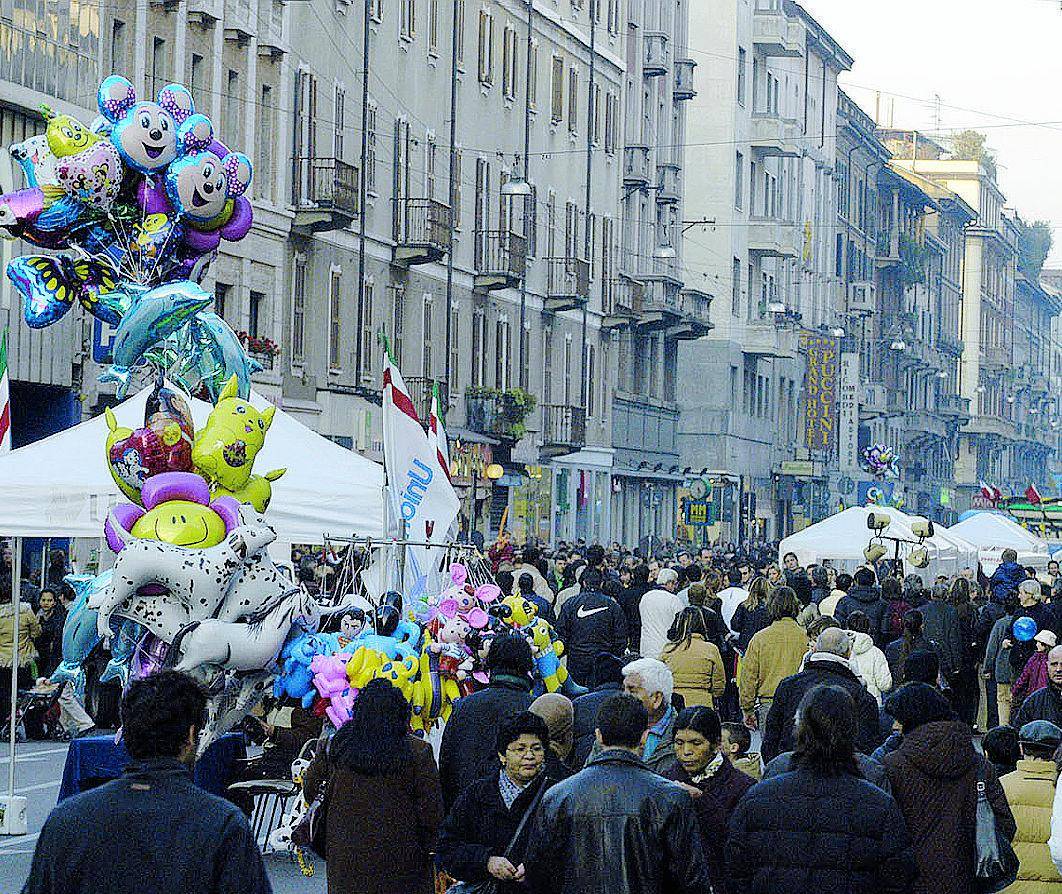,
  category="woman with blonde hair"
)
[662,608,727,708]
[765,564,783,586]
